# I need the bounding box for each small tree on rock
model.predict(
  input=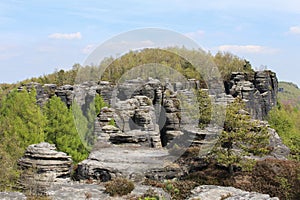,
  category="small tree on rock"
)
[212,98,270,173]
